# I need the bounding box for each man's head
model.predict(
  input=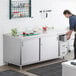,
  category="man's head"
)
[63,10,72,18]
